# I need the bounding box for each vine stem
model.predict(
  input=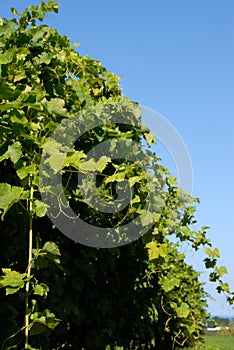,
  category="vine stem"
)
[25,174,34,349]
